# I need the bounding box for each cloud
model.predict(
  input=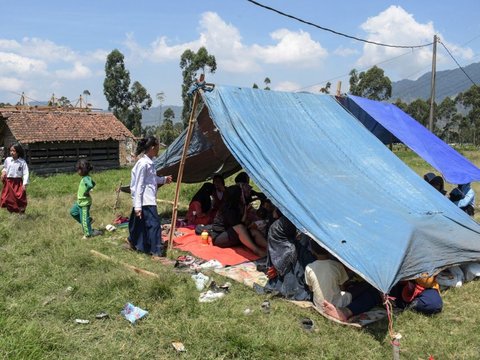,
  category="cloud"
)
[252,29,327,66]
[125,12,327,73]
[0,76,24,92]
[334,46,359,57]
[55,61,92,79]
[274,81,301,92]
[0,52,47,75]
[0,39,21,50]
[355,6,473,79]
